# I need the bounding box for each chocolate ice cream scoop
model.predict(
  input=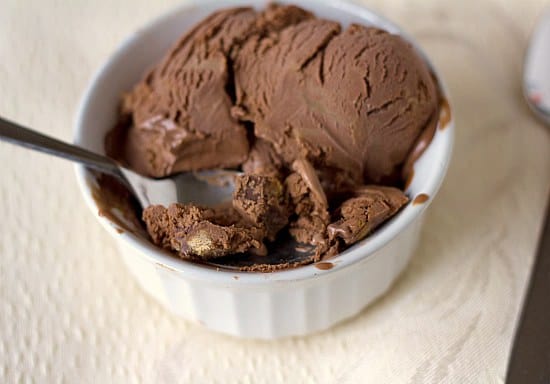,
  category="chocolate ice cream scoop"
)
[108,4,440,269]
[108,5,313,178]
[233,22,439,186]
